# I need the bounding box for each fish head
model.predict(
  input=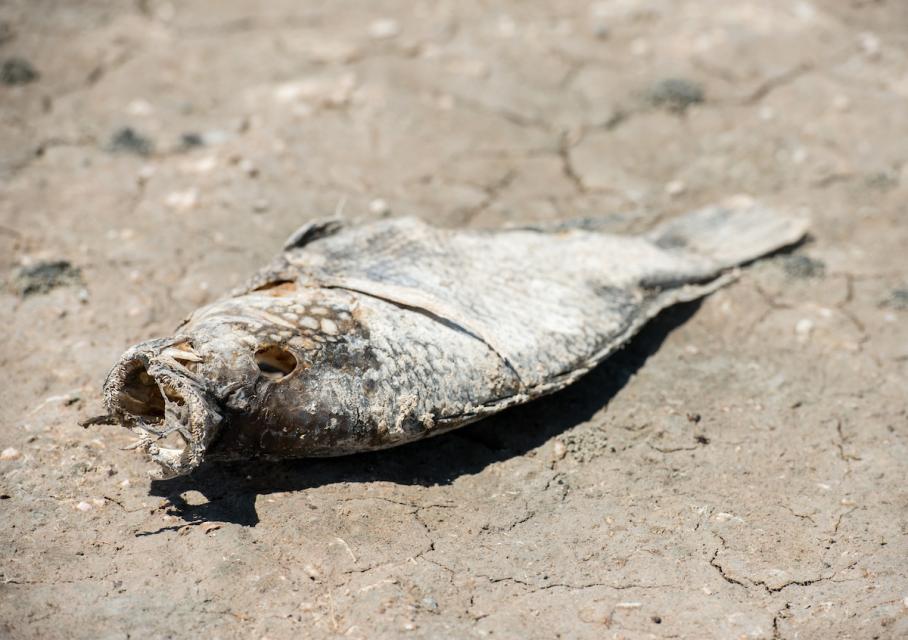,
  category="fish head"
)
[101,335,226,478]
[102,287,357,477]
